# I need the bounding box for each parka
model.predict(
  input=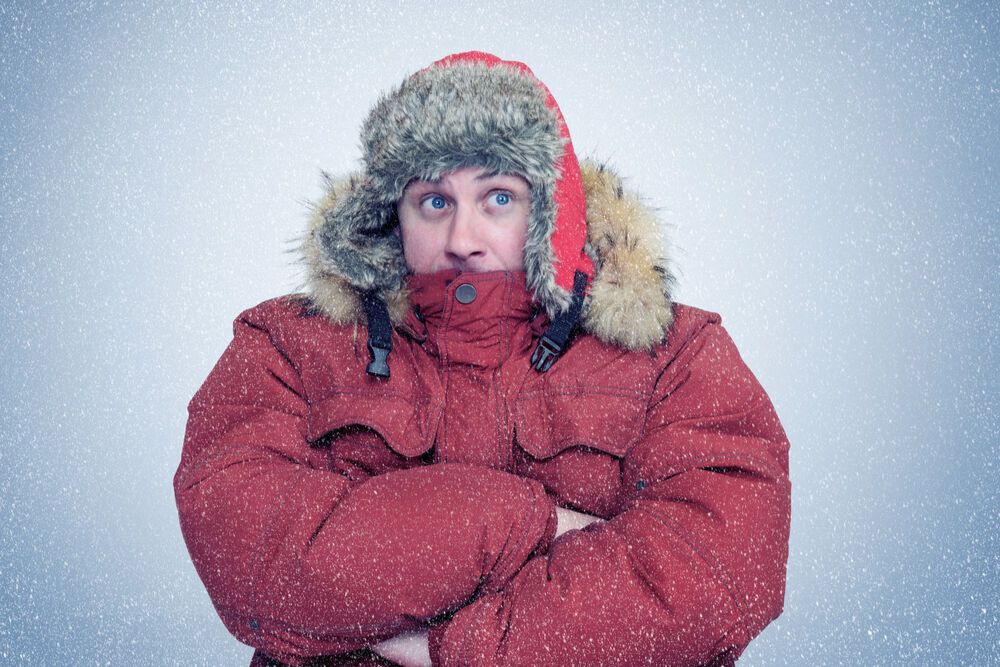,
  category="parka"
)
[174,52,790,666]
